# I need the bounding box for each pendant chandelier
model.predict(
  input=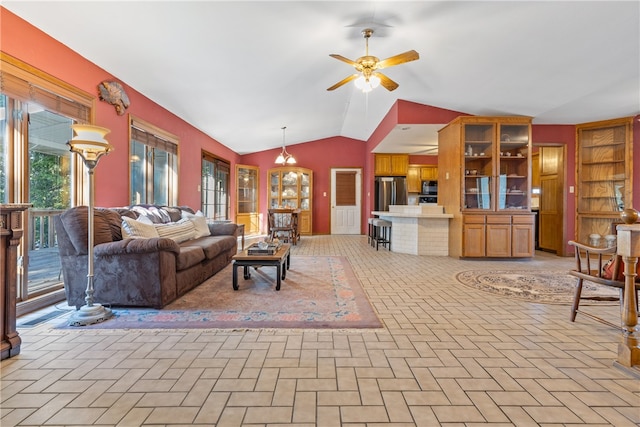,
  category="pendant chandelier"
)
[275,126,296,165]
